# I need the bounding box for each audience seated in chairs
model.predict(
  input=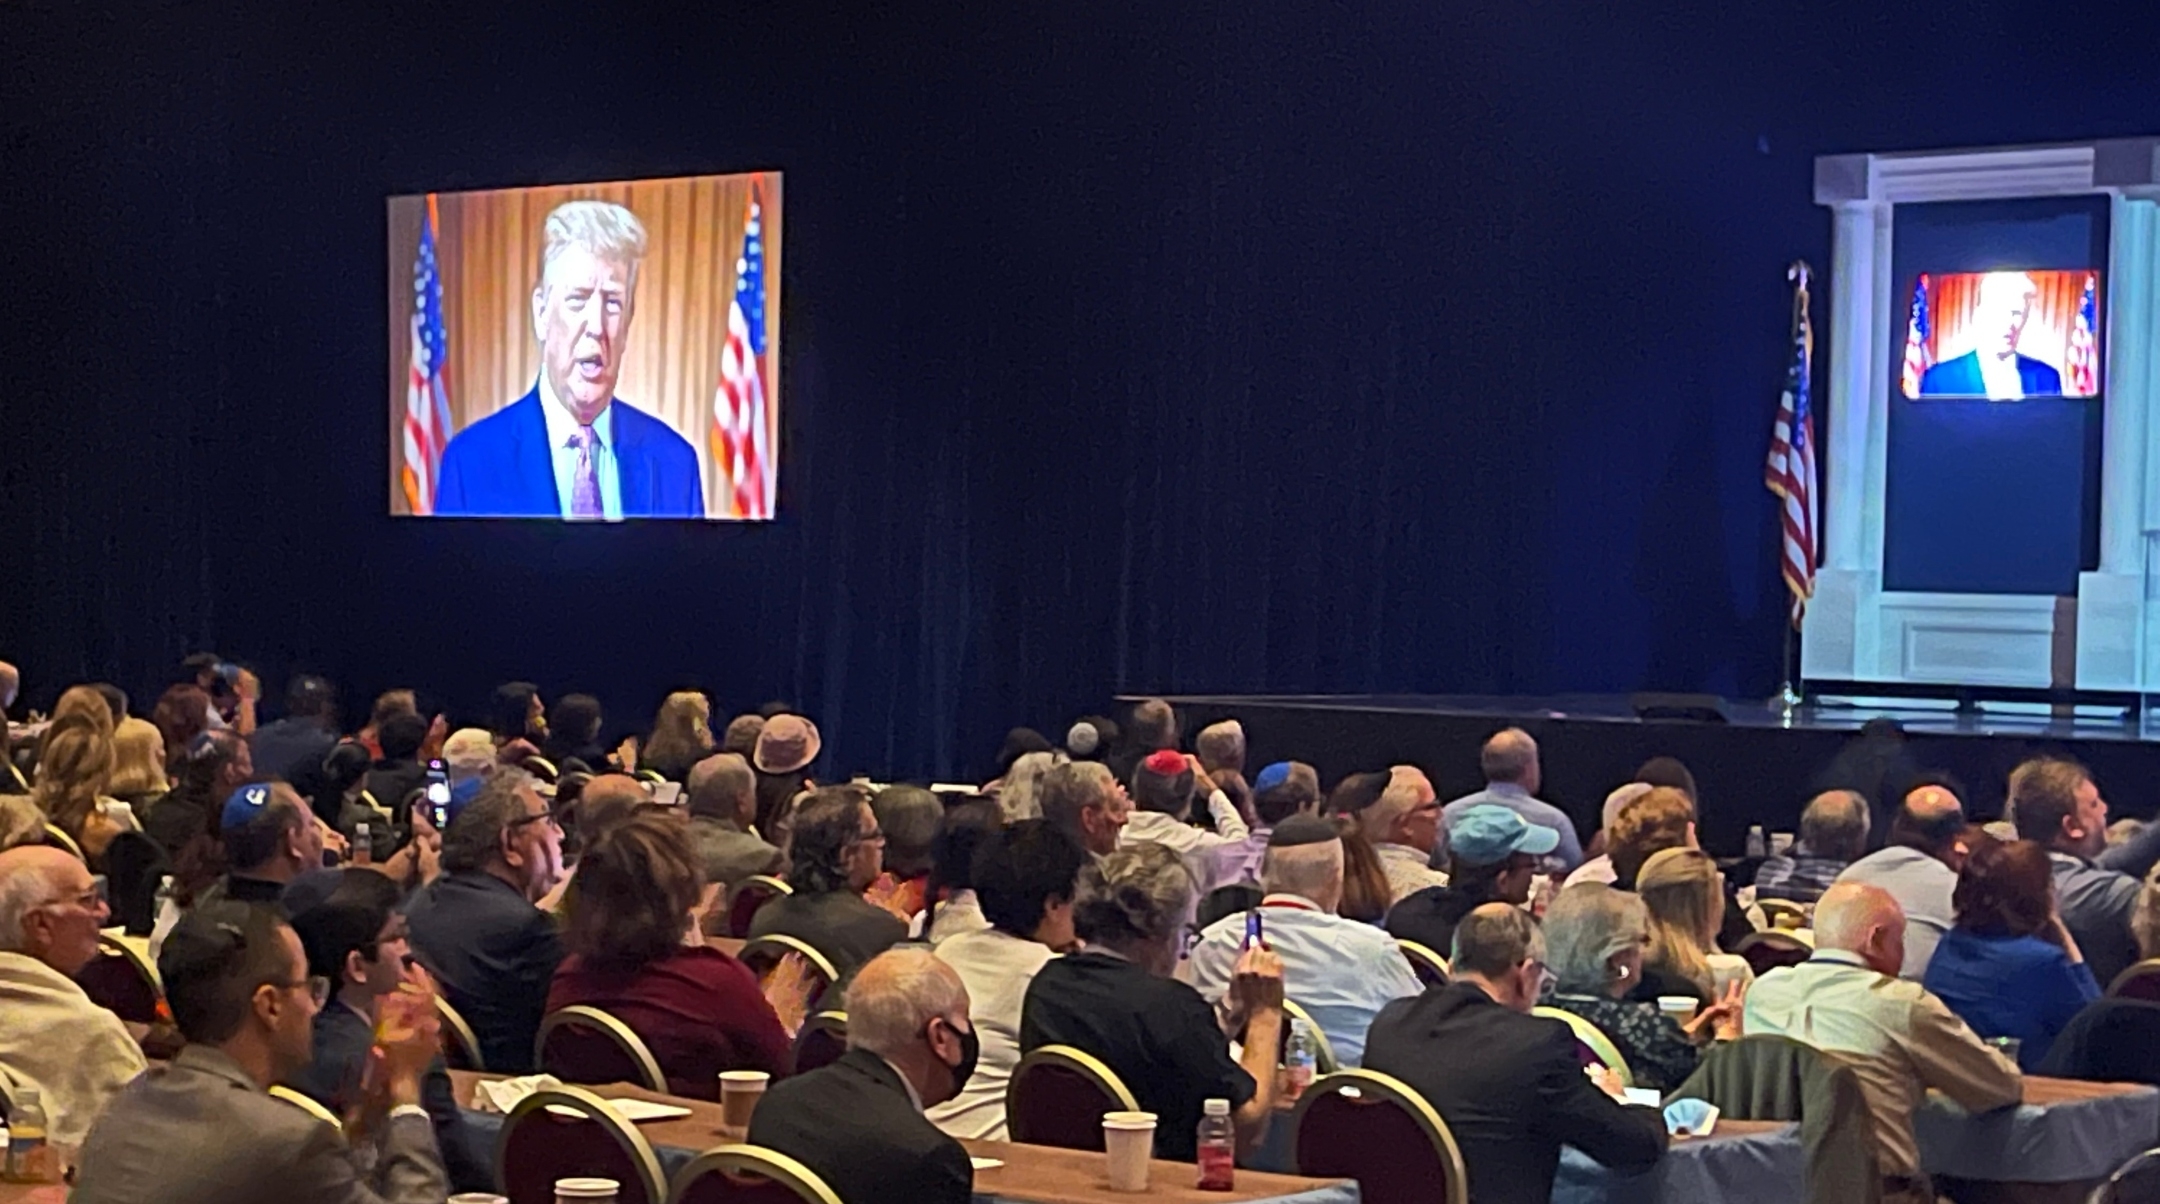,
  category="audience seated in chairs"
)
[751,715,821,855]
[405,770,566,1073]
[105,717,172,814]
[925,818,1085,1140]
[1542,882,1741,1092]
[1922,838,2099,1071]
[1743,882,2021,1204]
[686,753,784,909]
[1756,790,1871,904]
[867,784,943,924]
[286,868,490,1190]
[1189,814,1423,1068]
[2011,756,2160,990]
[745,787,907,985]
[1832,781,1972,980]
[539,692,614,774]
[0,844,148,1150]
[545,811,804,1098]
[1036,761,1132,859]
[1118,749,1252,902]
[69,900,451,1204]
[1356,766,1448,906]
[31,711,133,866]
[912,798,1002,946]
[1440,728,1586,872]
[1561,780,1653,889]
[1637,847,1754,1001]
[363,711,434,826]
[142,729,253,865]
[748,947,975,1204]
[200,781,329,907]
[1388,804,1560,974]
[1208,760,1321,888]
[1019,840,1285,1160]
[641,691,716,785]
[249,674,341,784]
[1363,902,1668,1204]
